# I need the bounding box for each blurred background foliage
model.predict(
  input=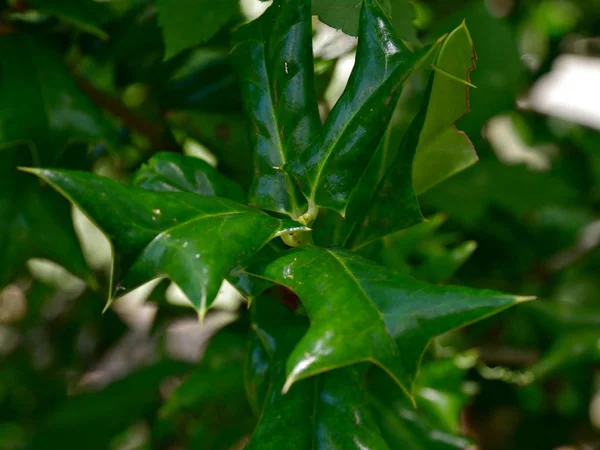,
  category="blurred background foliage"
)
[1,0,600,448]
